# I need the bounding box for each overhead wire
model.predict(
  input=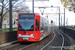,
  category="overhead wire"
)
[36,0,49,15]
[40,1,50,16]
[36,0,46,15]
